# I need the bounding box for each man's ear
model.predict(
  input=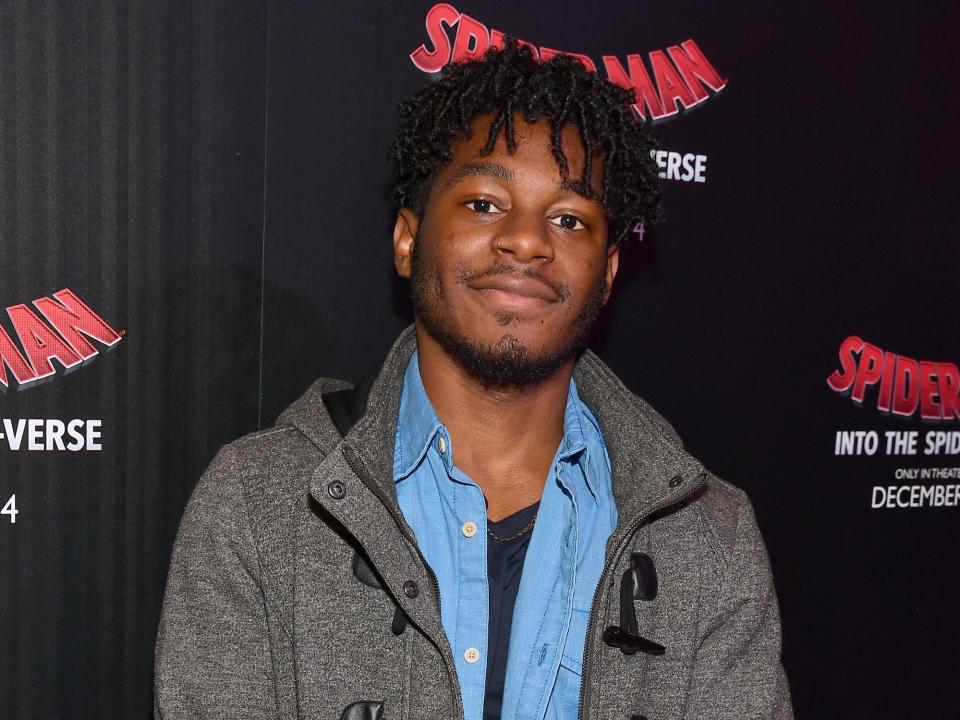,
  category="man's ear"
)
[602,242,621,305]
[393,208,420,279]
